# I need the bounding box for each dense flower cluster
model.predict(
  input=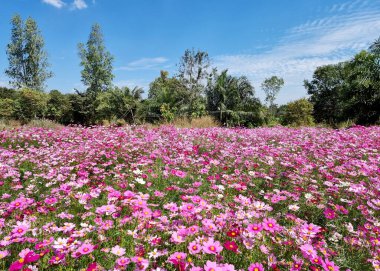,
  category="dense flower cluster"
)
[0,126,379,270]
